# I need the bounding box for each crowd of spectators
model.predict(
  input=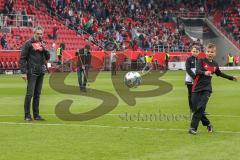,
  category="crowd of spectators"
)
[0,0,33,28]
[40,0,210,52]
[0,0,239,51]
[220,1,240,43]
